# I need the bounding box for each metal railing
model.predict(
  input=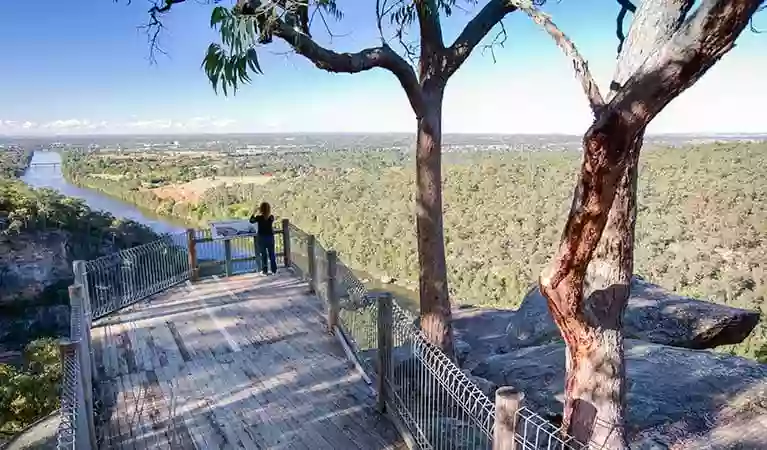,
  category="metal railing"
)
[84,231,191,319]
[56,283,96,450]
[56,219,587,450]
[288,227,589,450]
